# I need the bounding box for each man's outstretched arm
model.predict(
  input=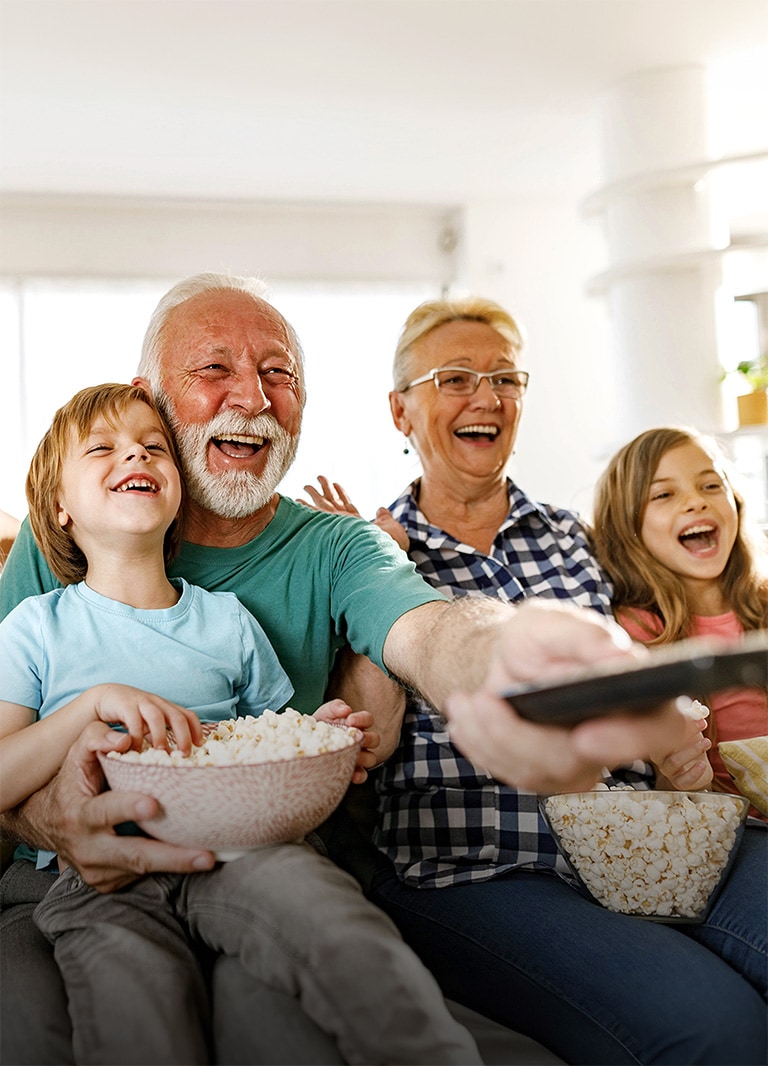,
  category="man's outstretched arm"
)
[383,597,687,793]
